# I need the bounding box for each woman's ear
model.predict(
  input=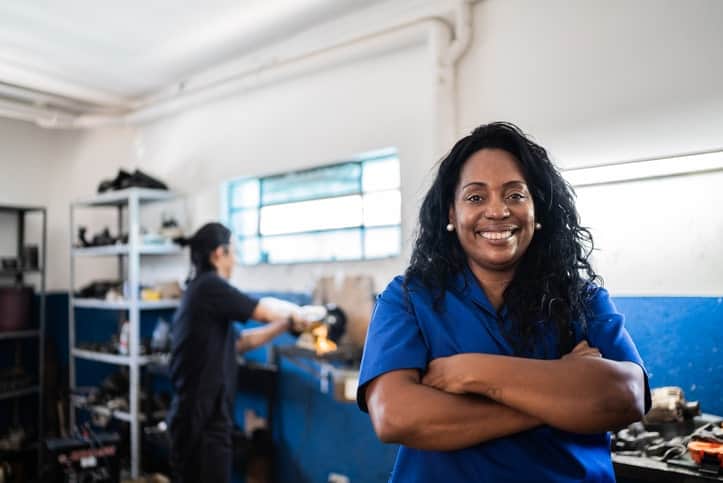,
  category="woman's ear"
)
[209,245,224,267]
